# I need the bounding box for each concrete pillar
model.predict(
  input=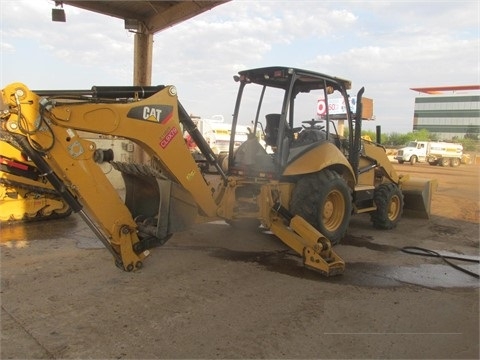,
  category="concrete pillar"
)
[132,29,154,163]
[133,31,153,86]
